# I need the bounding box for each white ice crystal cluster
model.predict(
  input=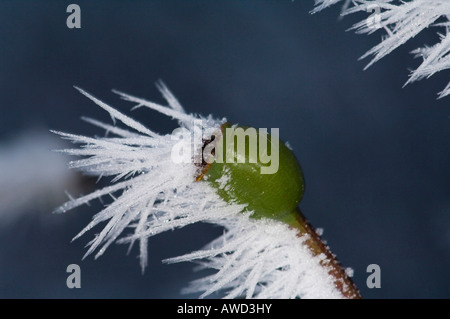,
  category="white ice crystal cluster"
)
[53,83,343,299]
[313,0,450,98]
[166,217,342,299]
